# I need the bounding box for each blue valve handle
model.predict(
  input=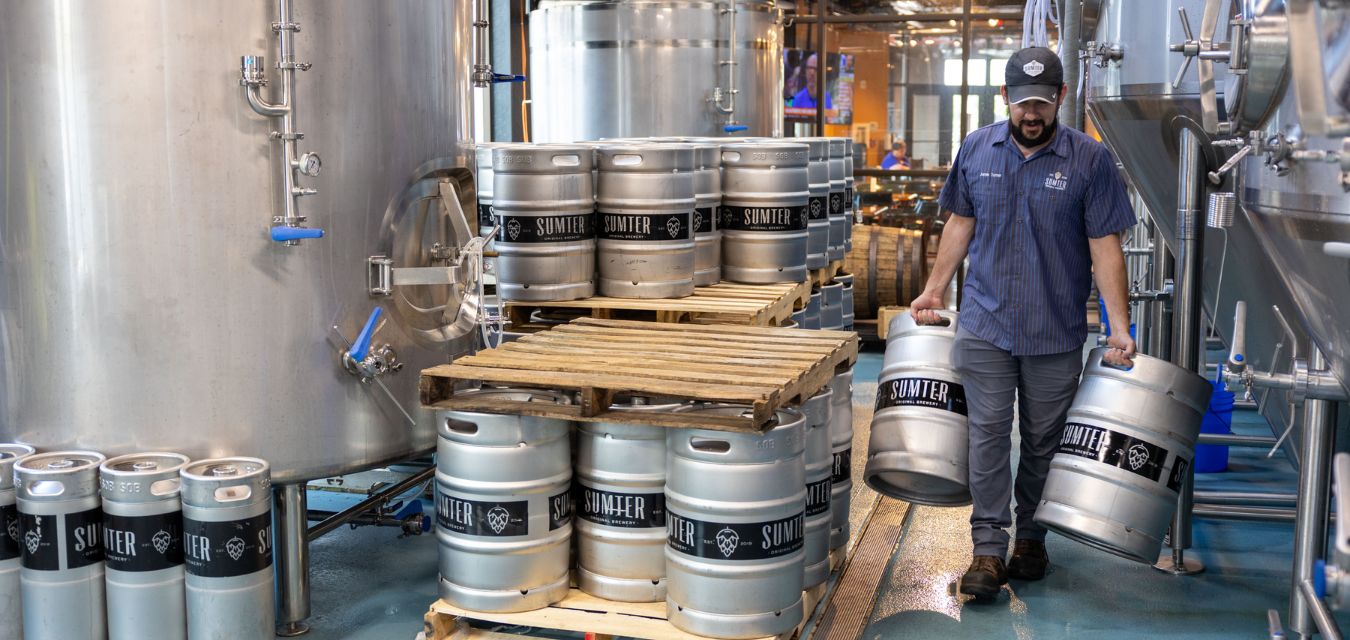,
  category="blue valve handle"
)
[271,226,325,242]
[491,73,526,83]
[350,307,383,363]
[724,125,749,133]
